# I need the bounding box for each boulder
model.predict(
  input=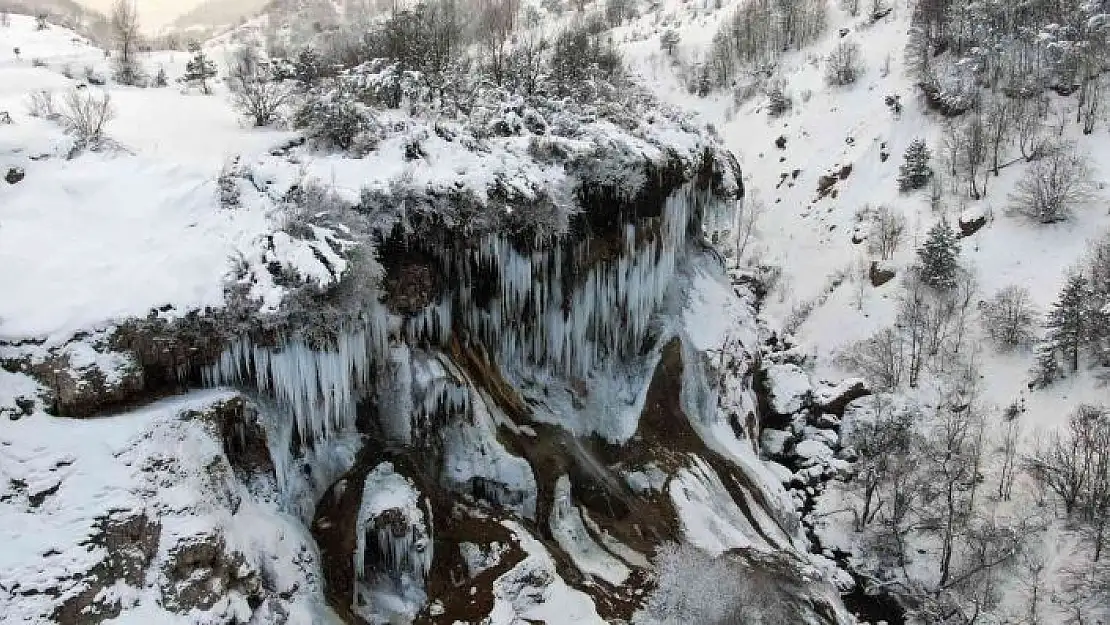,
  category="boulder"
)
[5,166,24,184]
[760,428,793,457]
[958,211,987,237]
[813,378,869,416]
[764,363,812,416]
[869,261,896,287]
